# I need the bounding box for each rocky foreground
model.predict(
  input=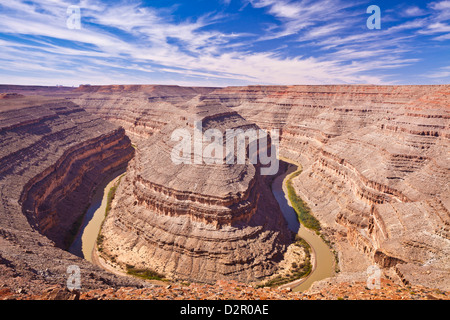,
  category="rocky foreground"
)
[1,279,448,300]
